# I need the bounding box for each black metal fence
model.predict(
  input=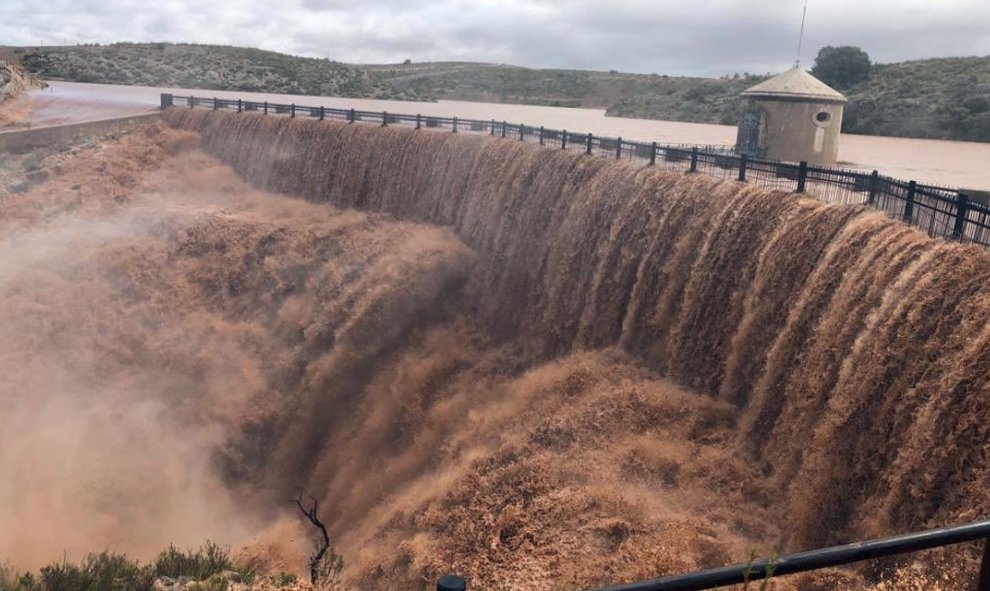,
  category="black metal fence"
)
[589,518,990,591]
[162,93,990,249]
[431,519,990,591]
